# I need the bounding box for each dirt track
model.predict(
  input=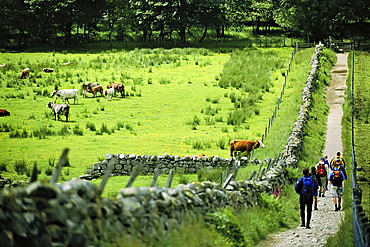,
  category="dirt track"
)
[257,53,348,247]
